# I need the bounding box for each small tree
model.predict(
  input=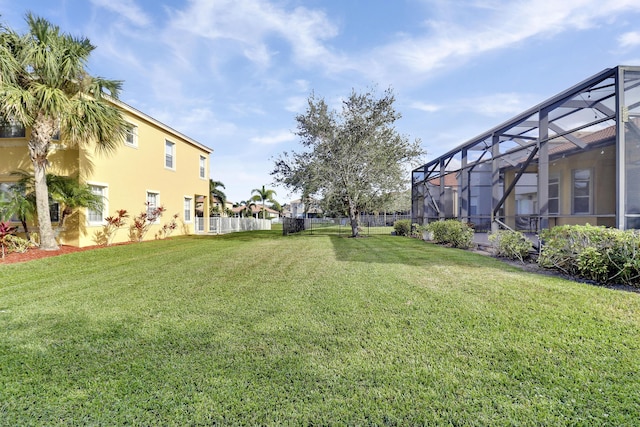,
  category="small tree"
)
[10,171,103,239]
[209,179,227,215]
[272,87,424,237]
[0,181,35,240]
[47,174,103,234]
